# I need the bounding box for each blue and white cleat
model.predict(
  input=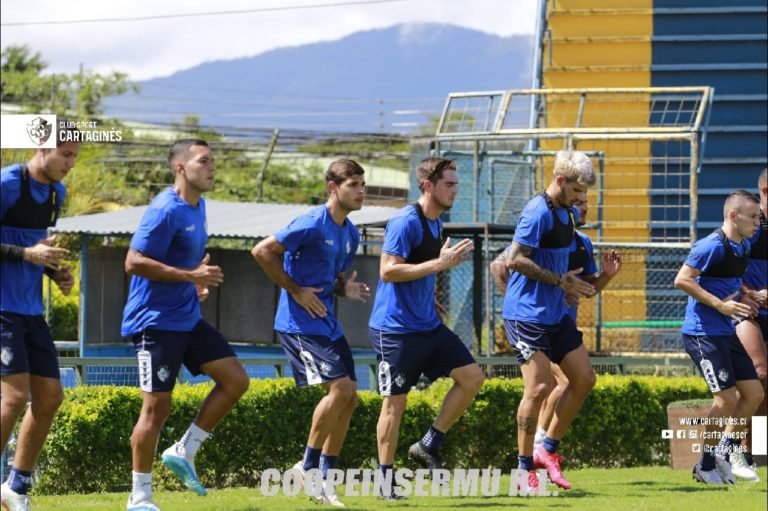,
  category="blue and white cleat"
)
[126,495,161,510]
[1,482,30,511]
[161,443,208,496]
